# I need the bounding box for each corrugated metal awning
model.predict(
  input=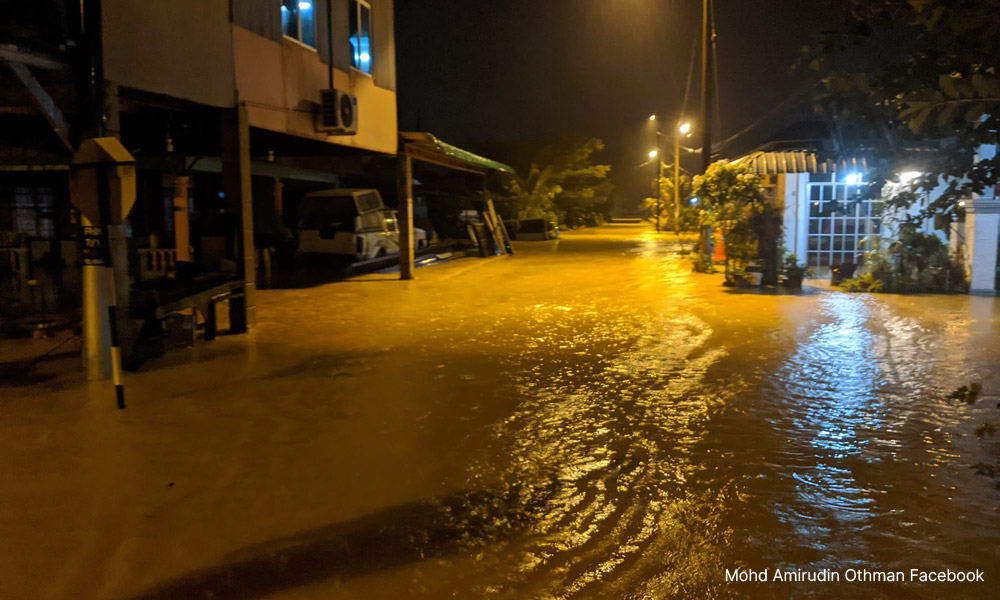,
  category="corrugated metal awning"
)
[732,150,868,175]
[400,132,515,175]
